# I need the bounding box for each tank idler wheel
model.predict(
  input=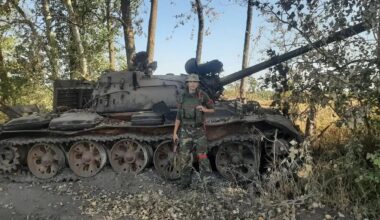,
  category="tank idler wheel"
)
[68,141,107,177]
[27,143,65,179]
[215,141,260,182]
[153,140,192,180]
[109,139,150,174]
[0,145,20,173]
